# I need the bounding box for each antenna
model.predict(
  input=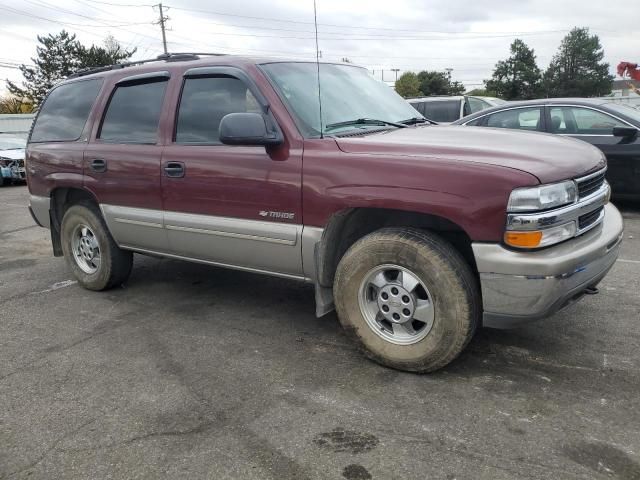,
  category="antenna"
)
[313,0,323,138]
